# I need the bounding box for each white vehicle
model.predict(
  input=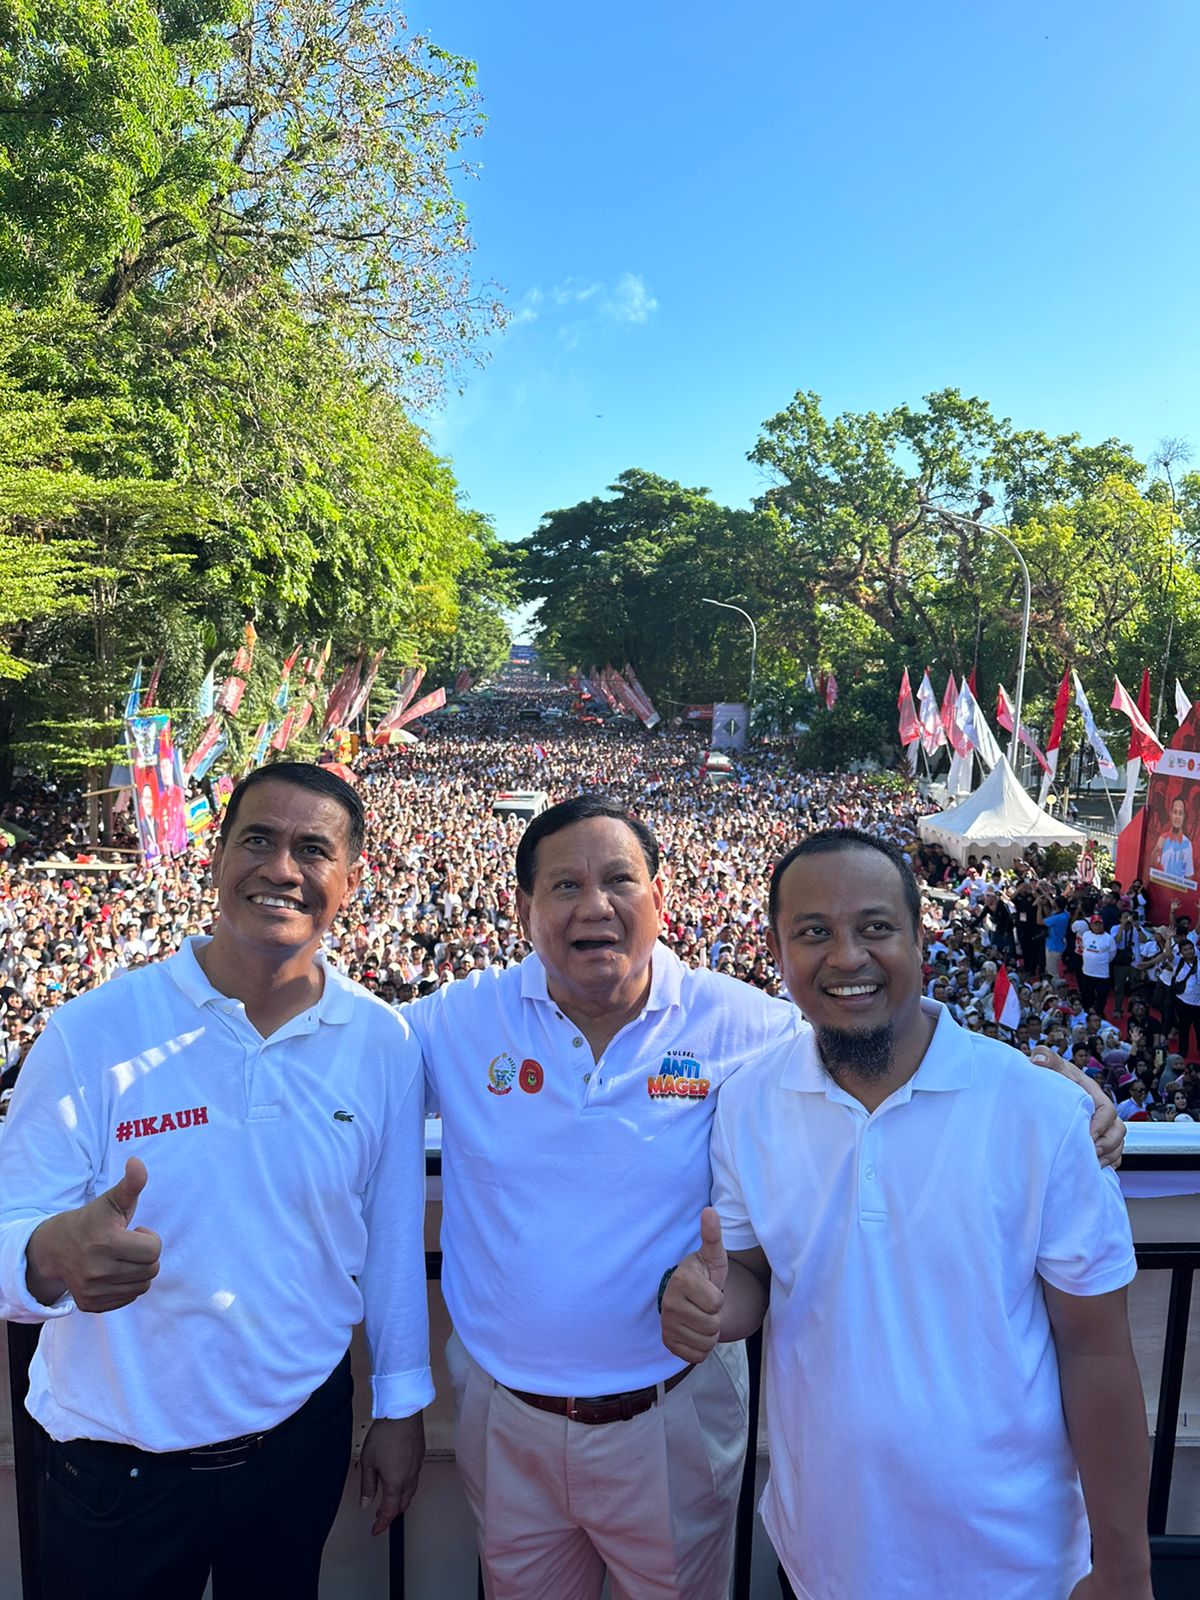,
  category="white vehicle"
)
[700,752,736,786]
[492,790,550,823]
